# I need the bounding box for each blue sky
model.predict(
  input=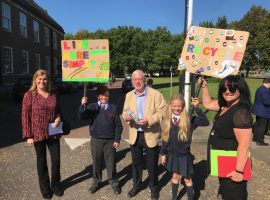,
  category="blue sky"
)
[35,0,270,35]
